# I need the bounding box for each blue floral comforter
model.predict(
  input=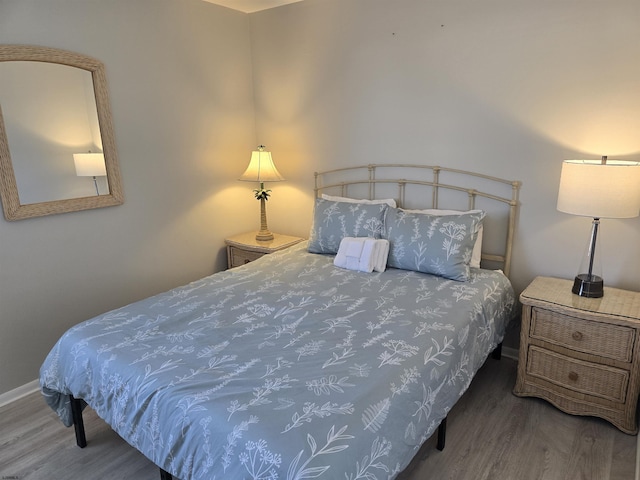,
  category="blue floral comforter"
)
[40,242,516,479]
